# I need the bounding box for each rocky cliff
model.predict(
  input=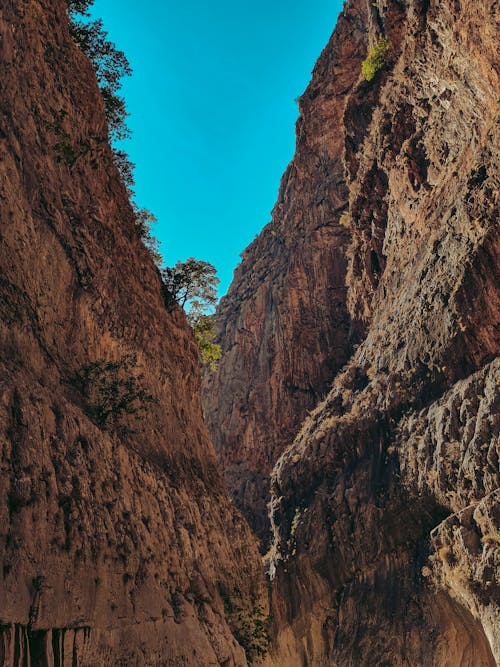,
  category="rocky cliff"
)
[0,1,267,665]
[202,1,364,545]
[204,0,499,664]
[2,0,498,664]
